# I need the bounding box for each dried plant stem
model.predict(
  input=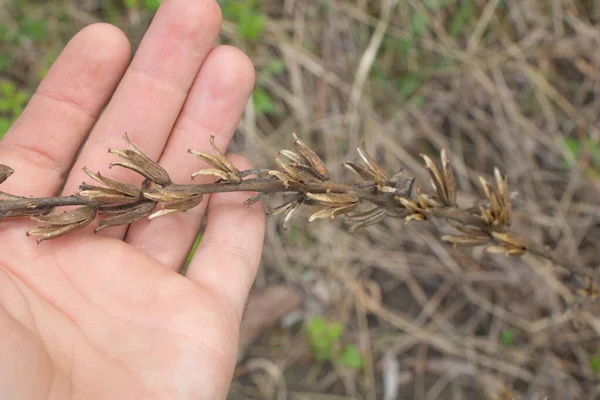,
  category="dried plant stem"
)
[0,177,400,217]
[521,242,595,279]
[0,195,94,216]
[0,133,597,285]
[425,207,596,278]
[0,177,594,279]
